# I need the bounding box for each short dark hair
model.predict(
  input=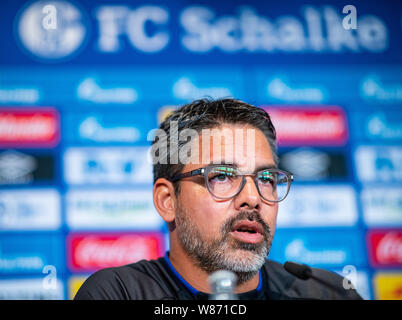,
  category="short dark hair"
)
[152,98,278,194]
